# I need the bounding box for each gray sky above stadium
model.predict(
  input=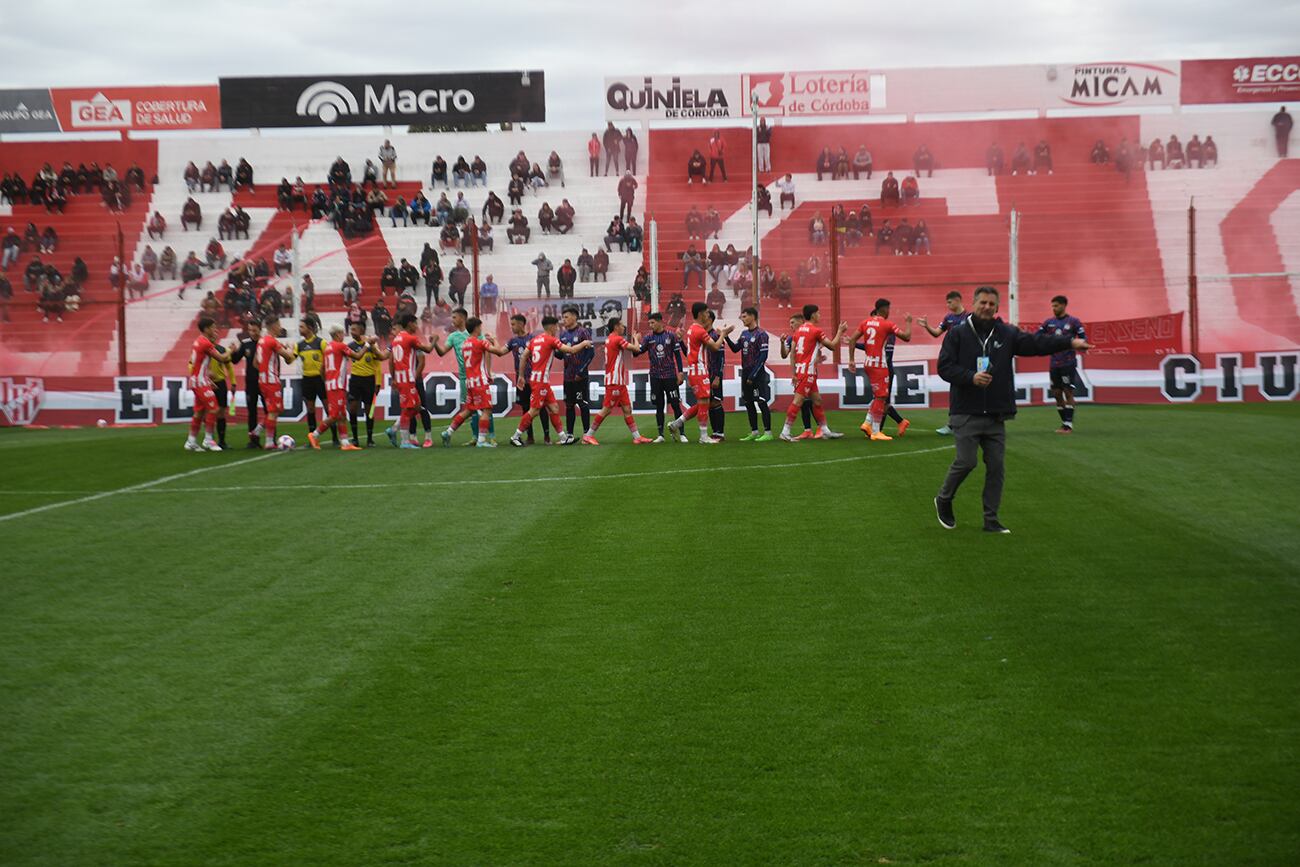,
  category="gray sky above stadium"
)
[2,0,1296,128]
